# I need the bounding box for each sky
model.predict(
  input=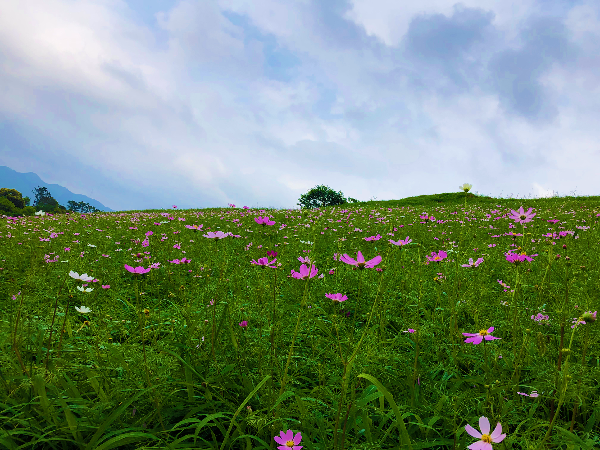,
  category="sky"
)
[1,0,599,212]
